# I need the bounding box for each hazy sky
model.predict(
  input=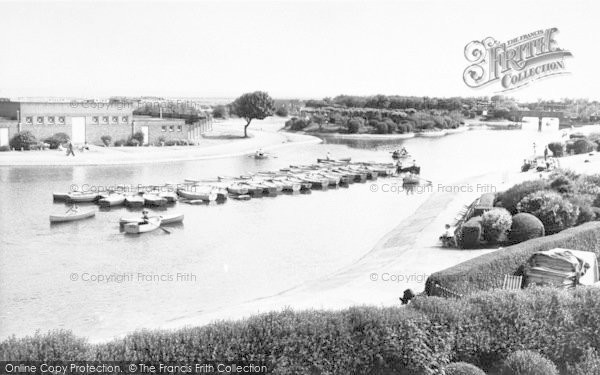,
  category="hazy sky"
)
[0,0,598,101]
